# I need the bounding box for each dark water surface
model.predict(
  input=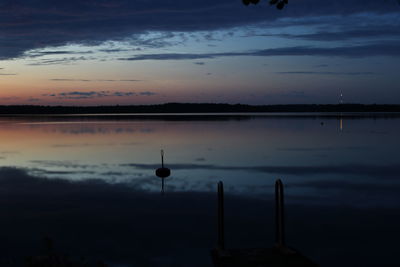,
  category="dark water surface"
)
[0,113,399,266]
